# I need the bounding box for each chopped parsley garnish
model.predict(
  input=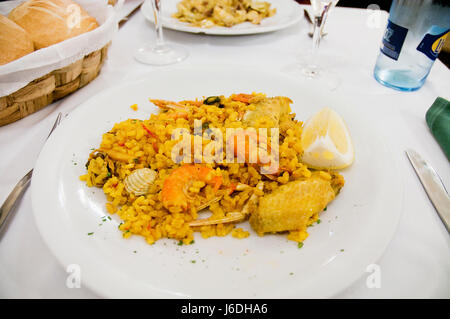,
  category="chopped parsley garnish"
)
[317,219,321,224]
[190,240,195,245]
[177,240,183,246]
[87,232,94,236]
[297,242,304,249]
[191,260,196,264]
[324,206,327,211]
